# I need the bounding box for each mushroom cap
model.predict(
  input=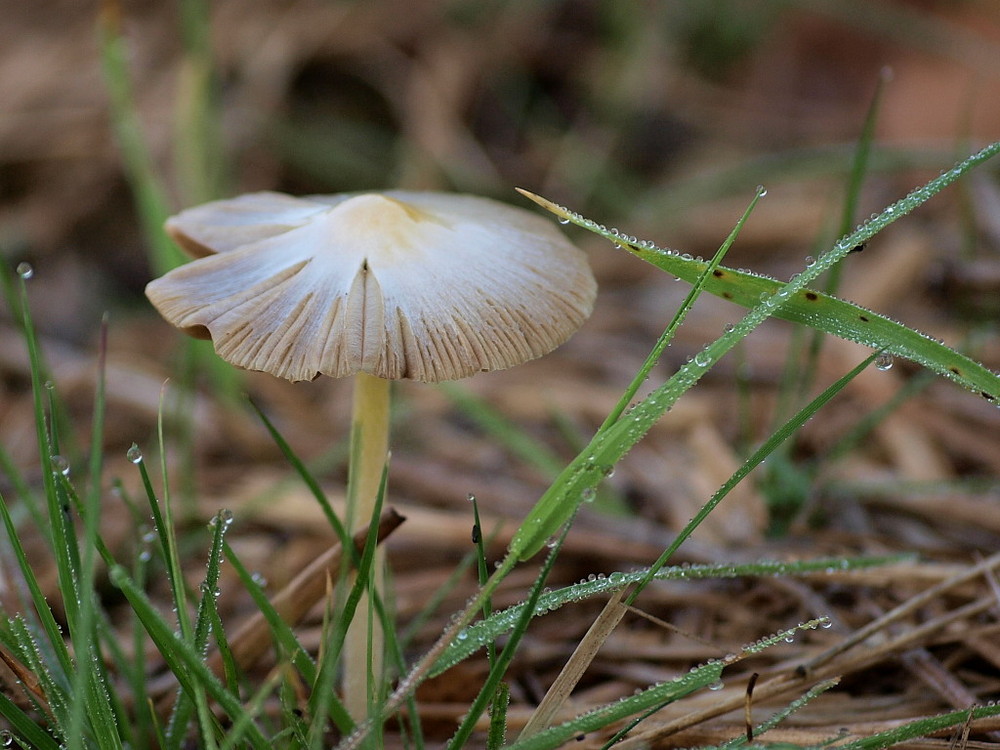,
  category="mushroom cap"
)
[146,190,596,383]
